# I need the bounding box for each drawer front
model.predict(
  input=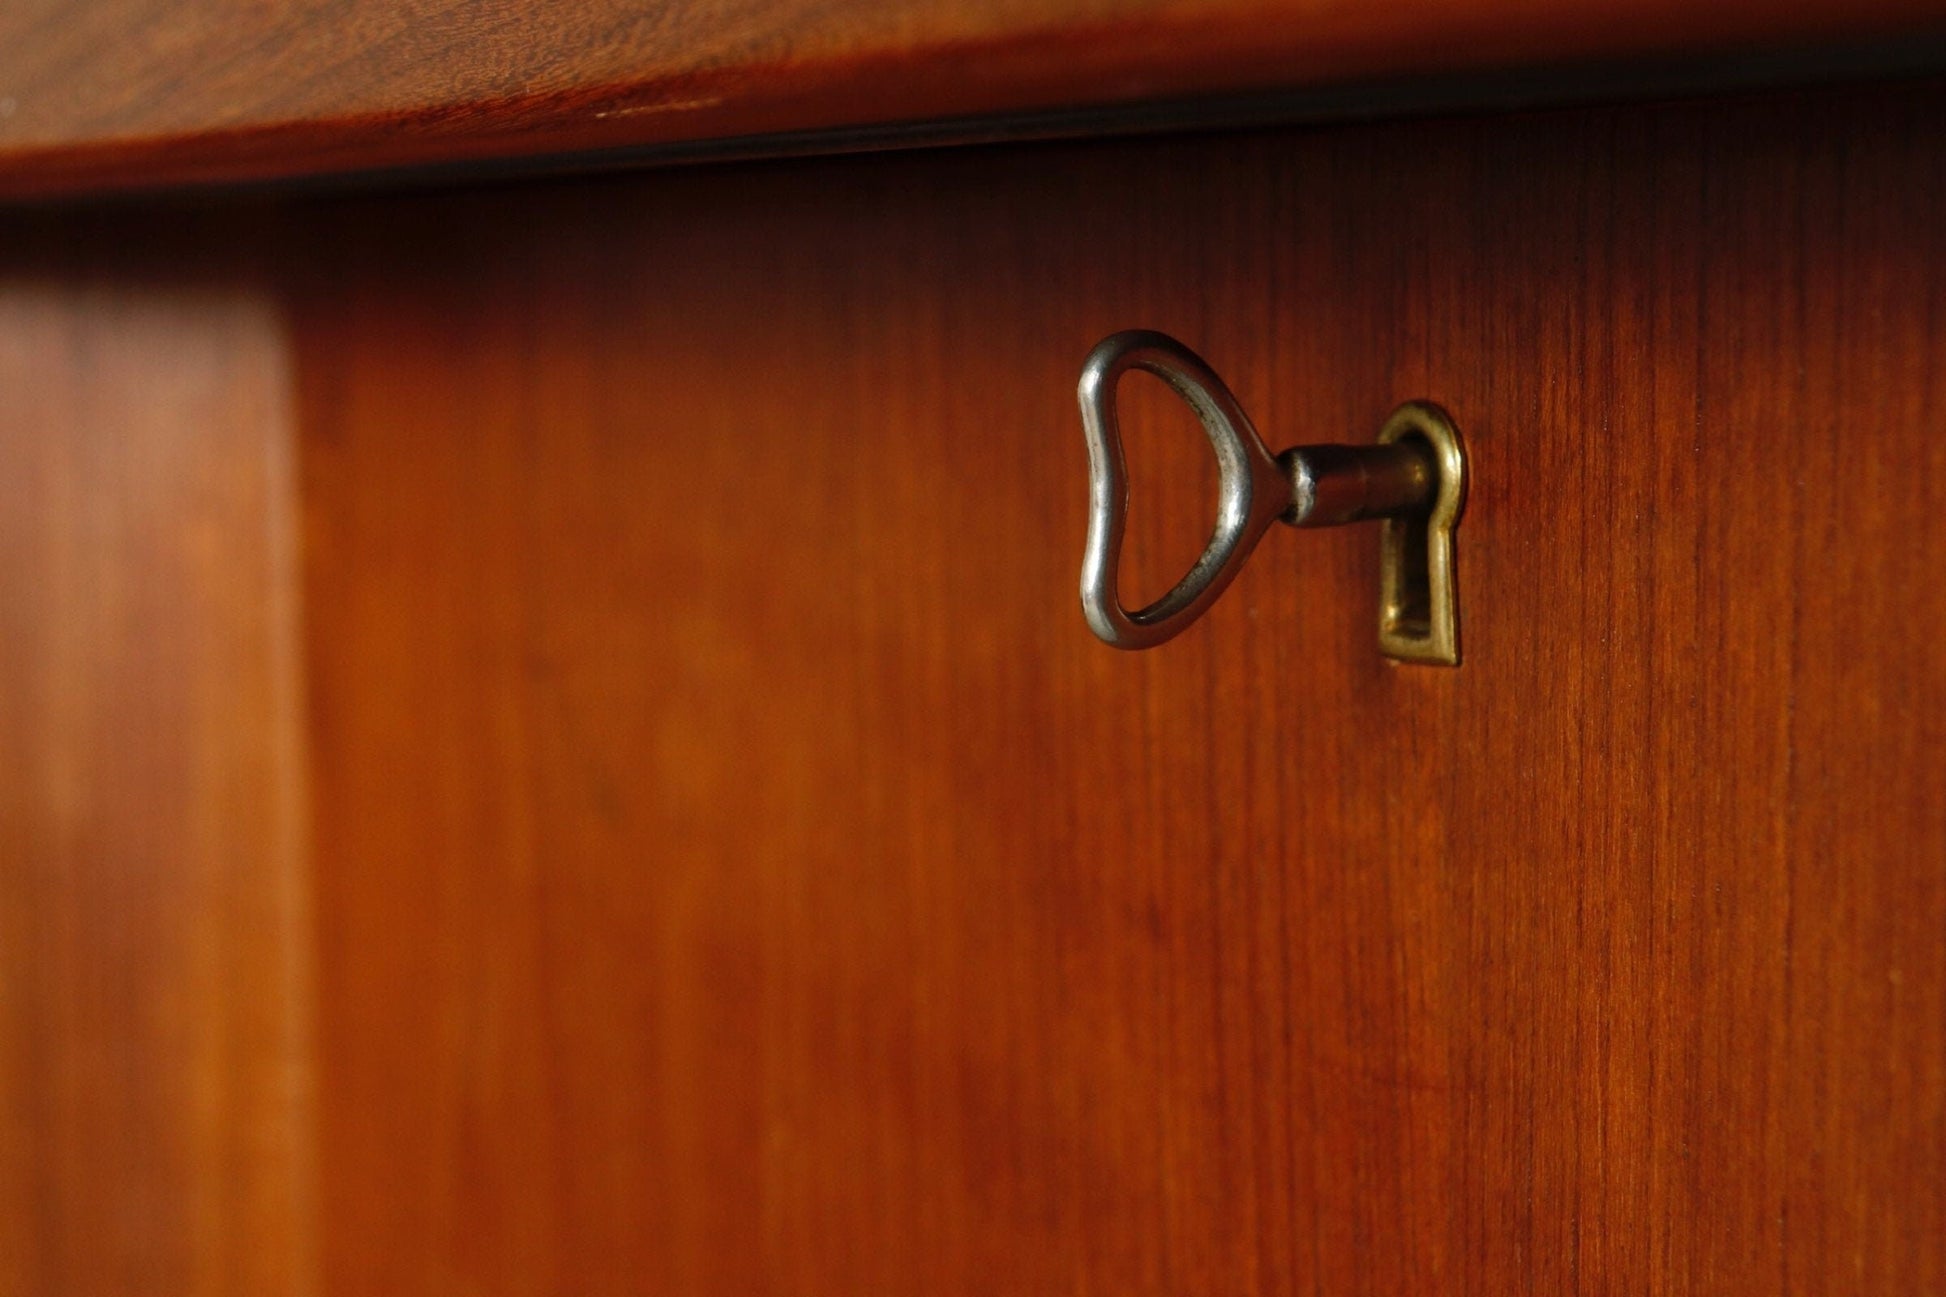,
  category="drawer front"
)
[4,81,1944,1294]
